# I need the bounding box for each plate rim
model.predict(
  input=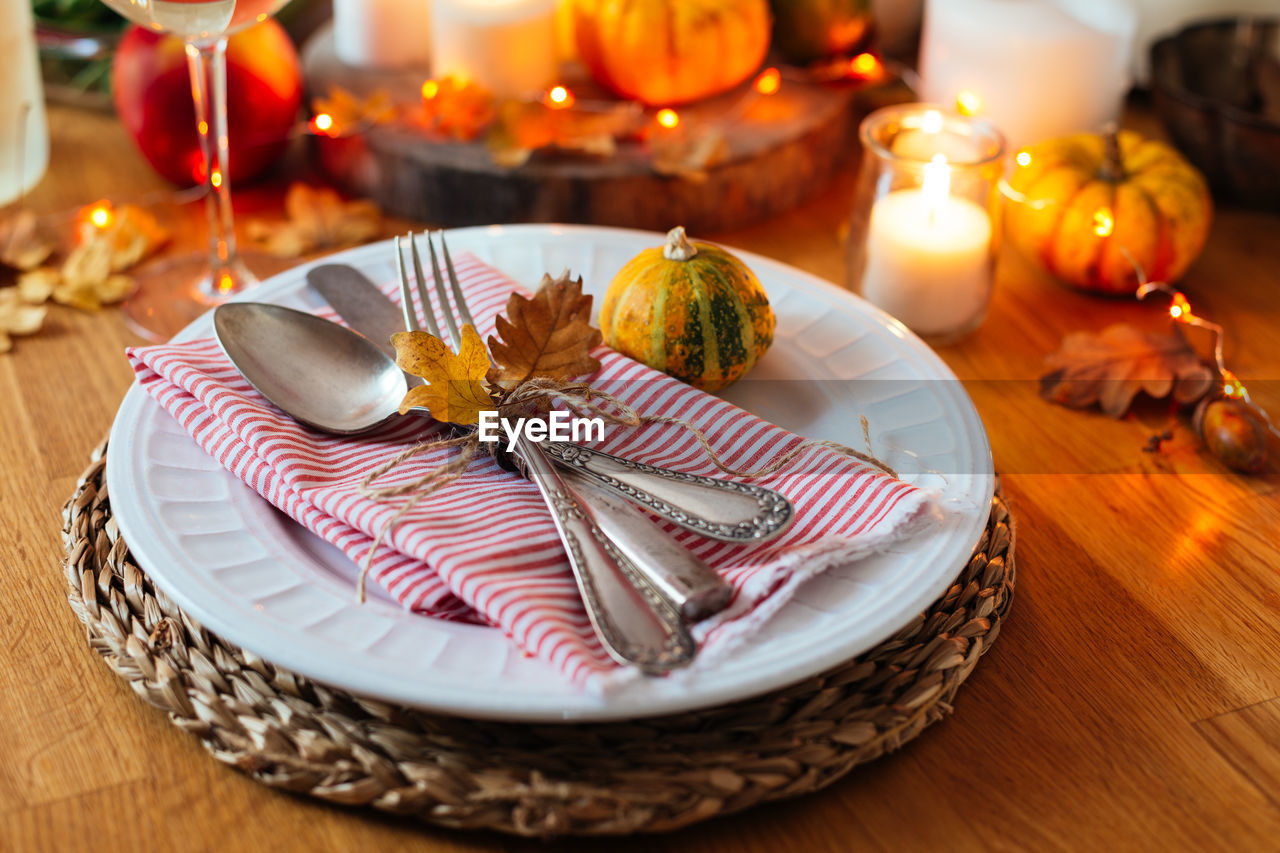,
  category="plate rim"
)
[106,223,994,722]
